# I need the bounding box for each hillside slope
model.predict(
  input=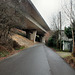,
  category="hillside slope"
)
[0,34,37,60]
[11,34,36,48]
